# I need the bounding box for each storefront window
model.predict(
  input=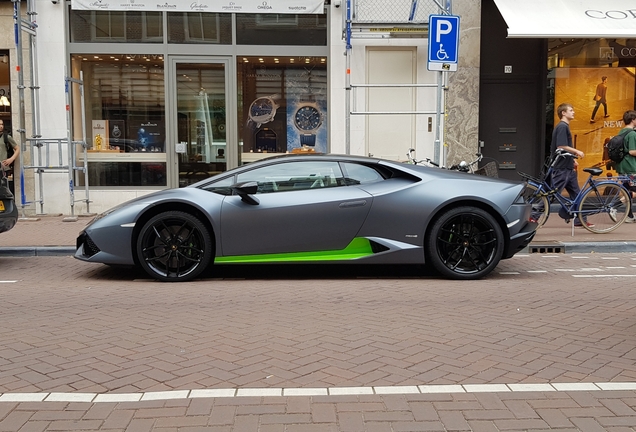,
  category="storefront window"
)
[167,13,232,44]
[72,54,166,187]
[547,39,636,184]
[236,13,327,46]
[238,56,327,164]
[70,11,163,43]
